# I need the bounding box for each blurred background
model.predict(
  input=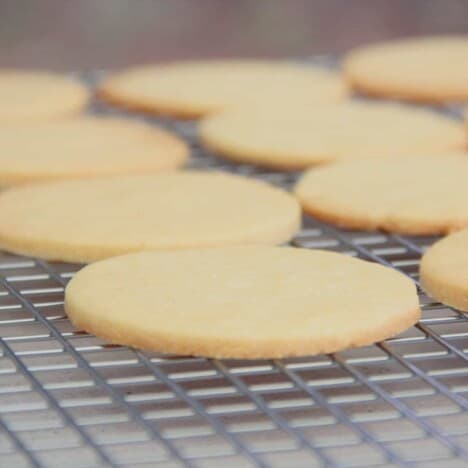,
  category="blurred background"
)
[1,0,468,70]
